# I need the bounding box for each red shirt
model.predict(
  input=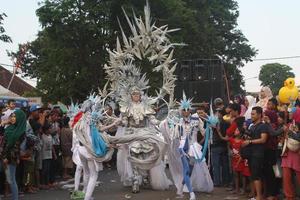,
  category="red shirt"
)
[226,122,237,137]
[226,116,245,137]
[242,159,251,177]
[229,137,244,172]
